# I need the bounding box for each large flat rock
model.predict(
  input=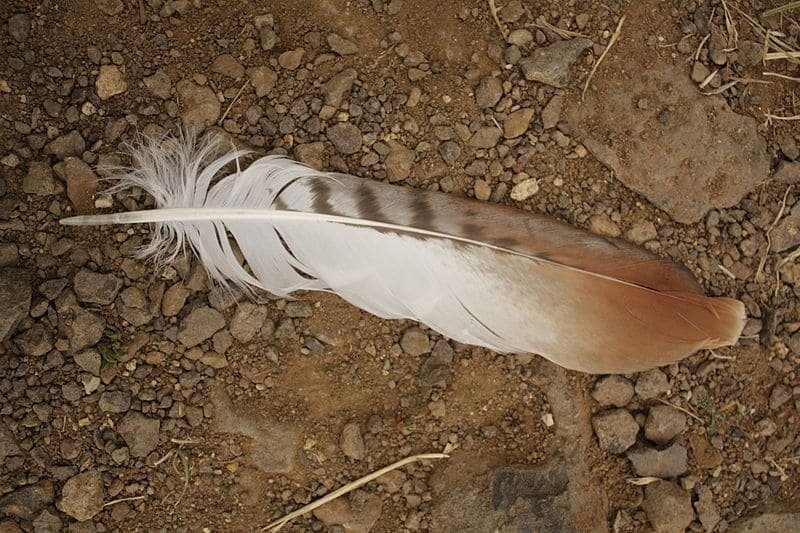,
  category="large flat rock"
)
[567,61,769,223]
